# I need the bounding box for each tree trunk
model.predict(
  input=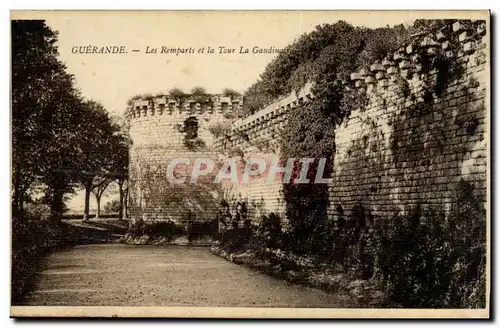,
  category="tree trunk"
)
[95,195,101,219]
[12,169,22,216]
[118,180,124,220]
[19,191,25,213]
[50,189,64,225]
[83,181,92,221]
[124,185,129,219]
